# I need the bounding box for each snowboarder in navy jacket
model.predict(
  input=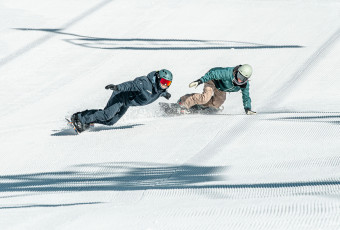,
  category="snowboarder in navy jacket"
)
[71,69,173,133]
